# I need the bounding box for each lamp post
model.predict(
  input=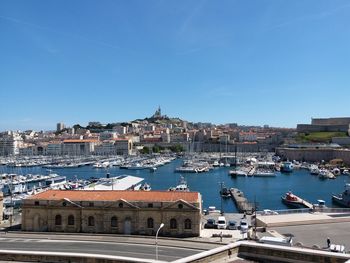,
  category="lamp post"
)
[63,198,83,232]
[155,223,164,260]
